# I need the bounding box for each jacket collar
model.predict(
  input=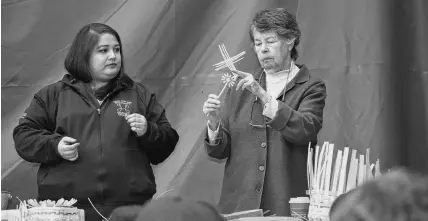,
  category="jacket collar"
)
[292,64,311,83]
[61,73,134,89]
[254,64,310,83]
[254,64,311,98]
